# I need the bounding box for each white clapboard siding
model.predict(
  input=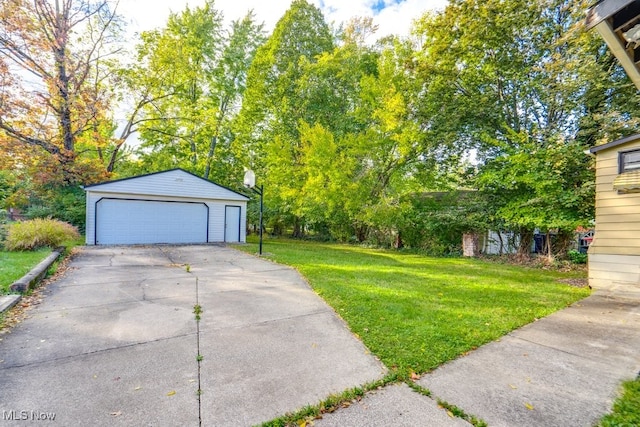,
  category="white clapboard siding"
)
[85,169,248,201]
